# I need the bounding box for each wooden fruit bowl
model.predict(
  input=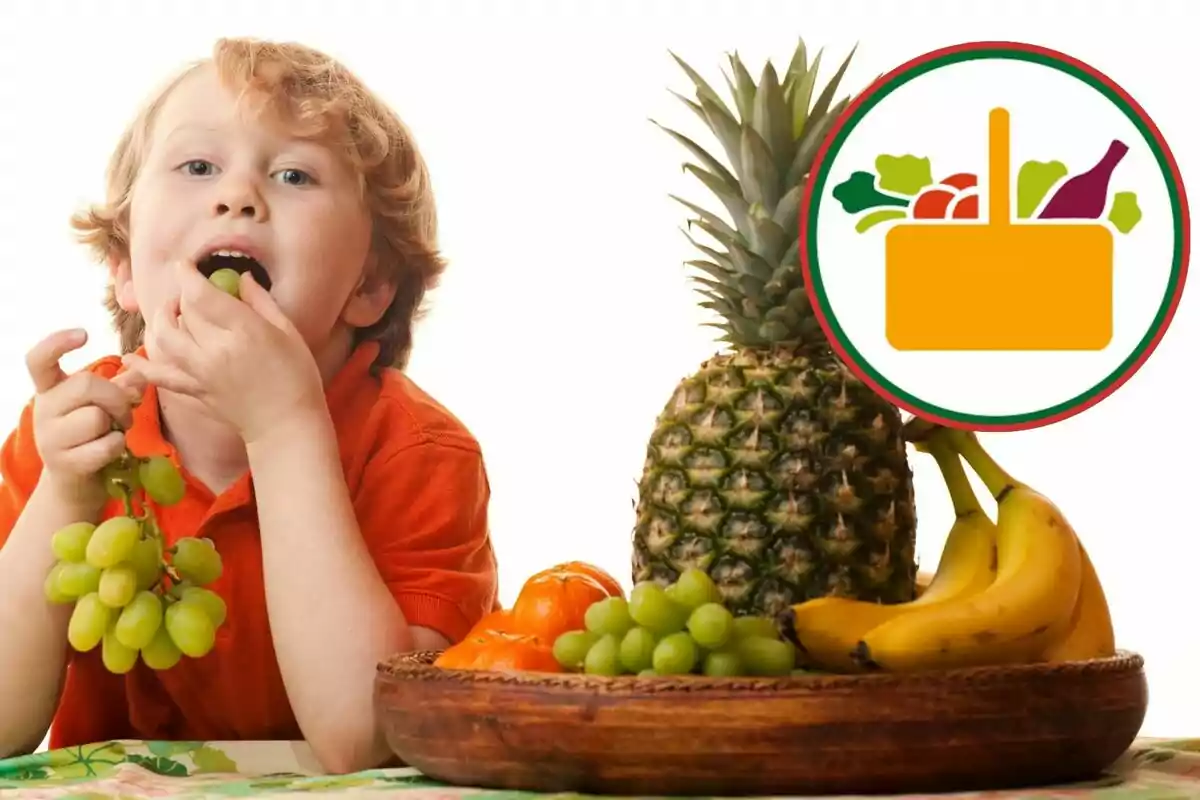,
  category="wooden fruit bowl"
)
[374,650,1148,796]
